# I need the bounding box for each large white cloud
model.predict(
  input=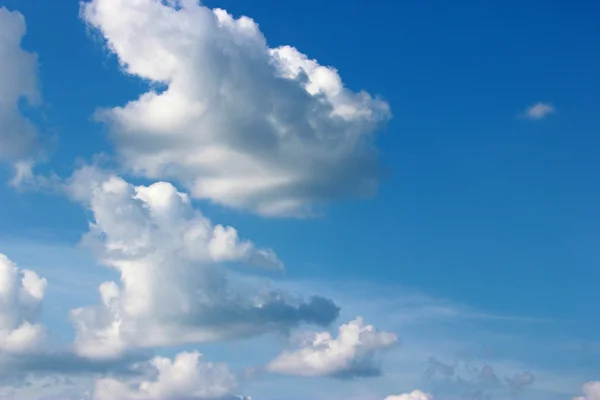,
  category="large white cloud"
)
[0,8,39,162]
[0,254,47,354]
[93,351,243,400]
[66,166,339,359]
[575,382,600,400]
[266,317,397,378]
[81,0,391,217]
